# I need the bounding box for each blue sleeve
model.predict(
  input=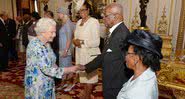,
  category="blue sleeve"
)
[35,45,64,79]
